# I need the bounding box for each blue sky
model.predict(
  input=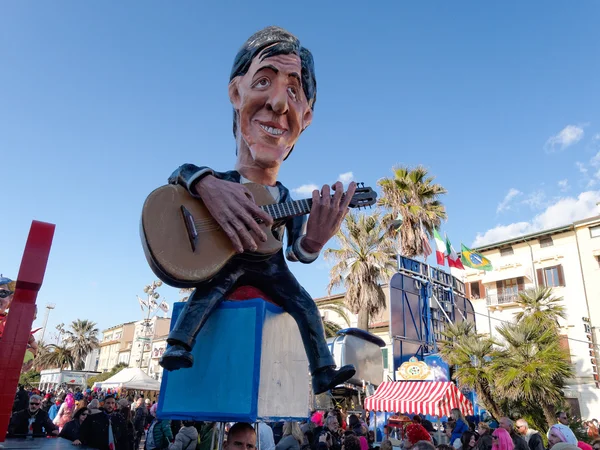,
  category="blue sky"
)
[2,1,599,338]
